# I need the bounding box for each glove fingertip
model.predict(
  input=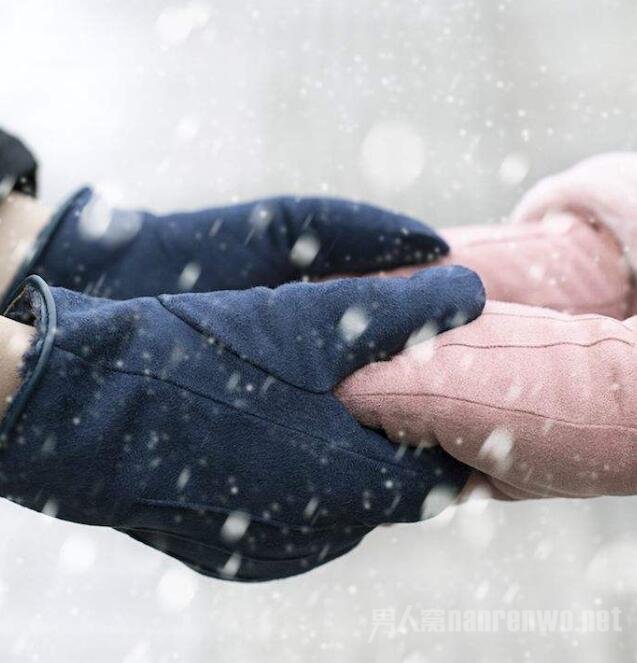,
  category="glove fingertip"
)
[406,264,486,329]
